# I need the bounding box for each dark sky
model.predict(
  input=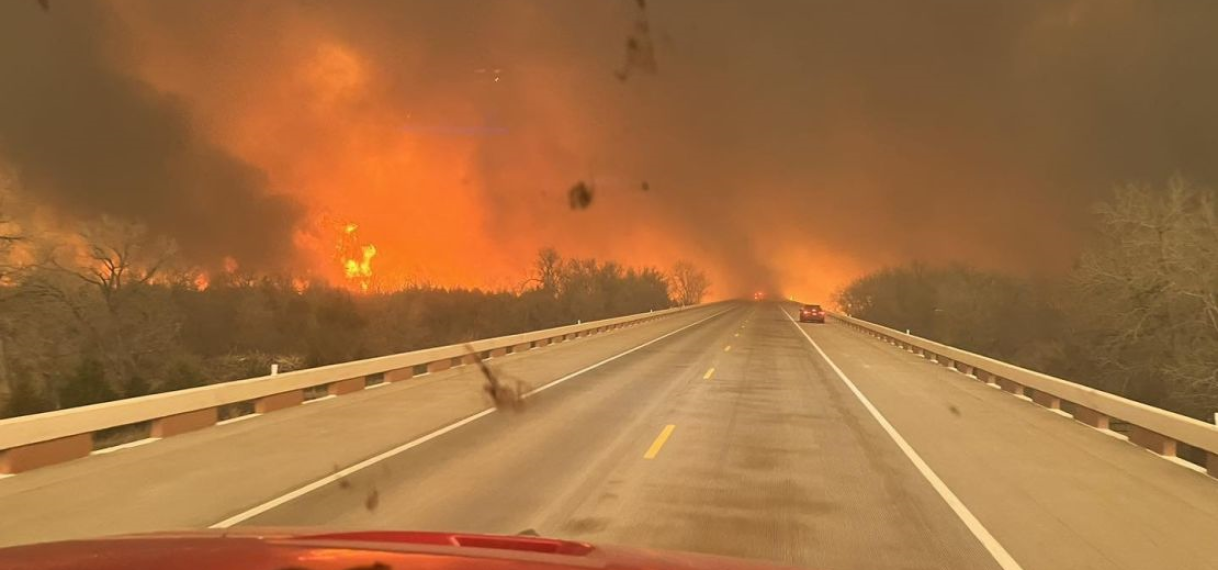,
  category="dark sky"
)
[2,0,1217,298]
